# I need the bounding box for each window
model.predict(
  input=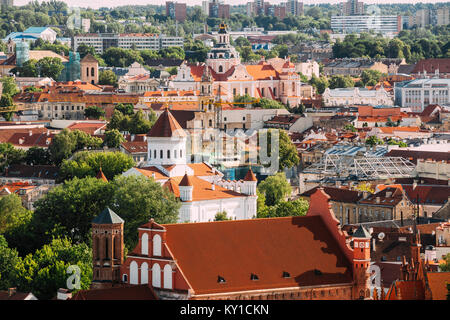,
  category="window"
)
[91,67,95,76]
[167,150,170,159]
[141,233,148,255]
[141,262,148,284]
[163,264,172,289]
[130,261,138,284]
[154,150,156,159]
[174,150,177,158]
[219,65,223,73]
[86,67,89,77]
[153,234,161,256]
[160,150,163,159]
[152,263,161,287]
[180,150,182,158]
[233,88,236,96]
